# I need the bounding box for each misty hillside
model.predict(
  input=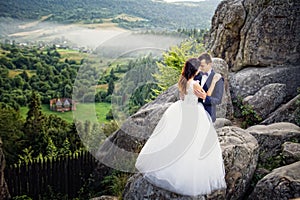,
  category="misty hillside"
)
[0,0,220,30]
